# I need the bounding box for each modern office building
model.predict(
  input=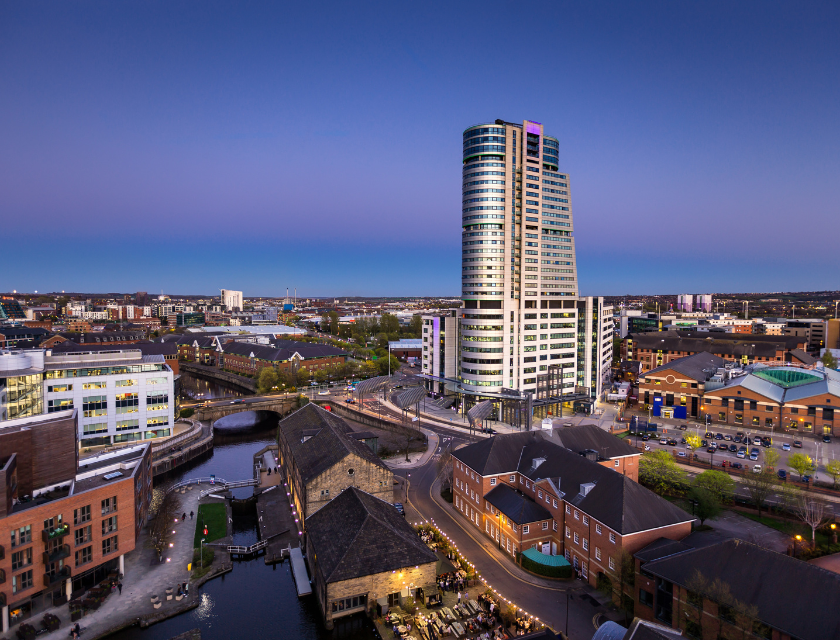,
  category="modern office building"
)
[220,289,243,312]
[421,311,460,395]
[457,118,611,418]
[0,348,175,449]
